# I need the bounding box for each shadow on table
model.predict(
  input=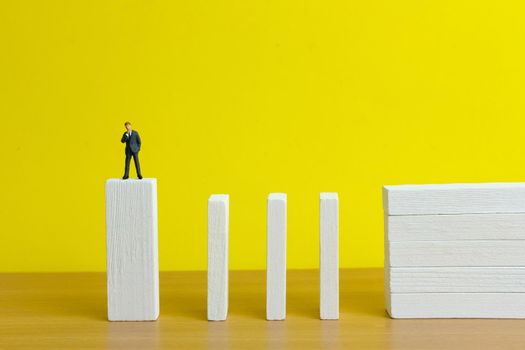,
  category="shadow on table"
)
[160,271,207,320]
[161,270,266,320]
[159,269,388,320]
[57,273,107,320]
[340,268,388,318]
[229,270,320,320]
[341,290,387,317]
[229,270,266,319]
